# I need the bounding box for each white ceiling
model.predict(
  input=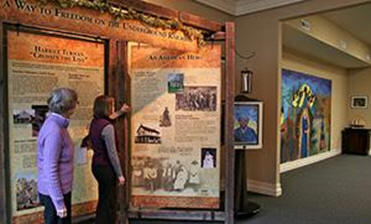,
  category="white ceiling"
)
[194,0,306,16]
